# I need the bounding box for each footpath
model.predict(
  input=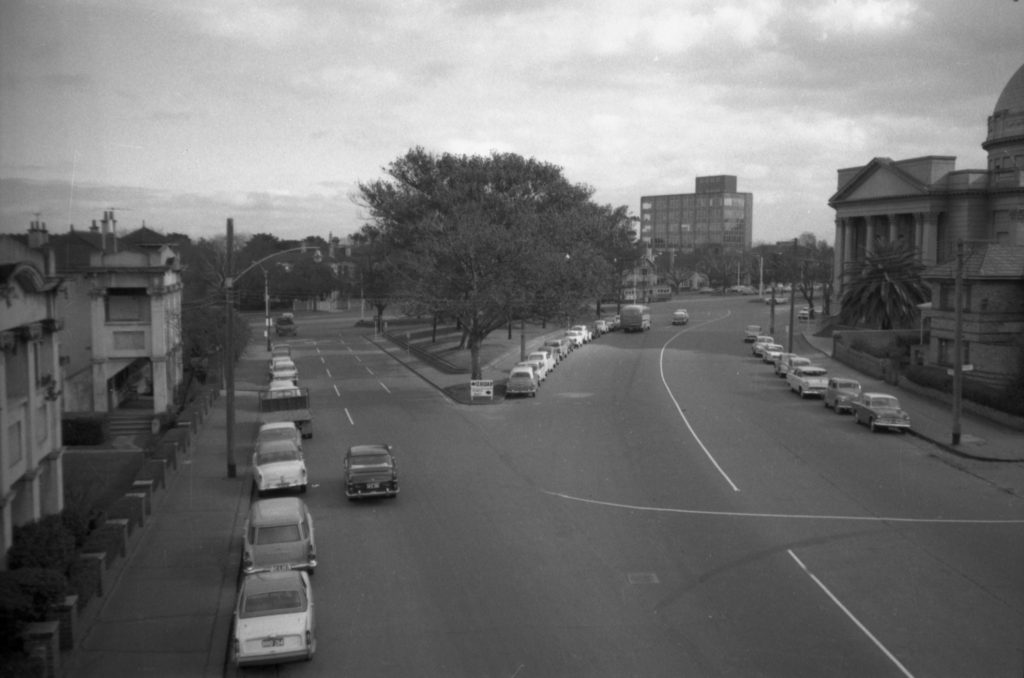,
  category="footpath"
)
[58,314,1023,677]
